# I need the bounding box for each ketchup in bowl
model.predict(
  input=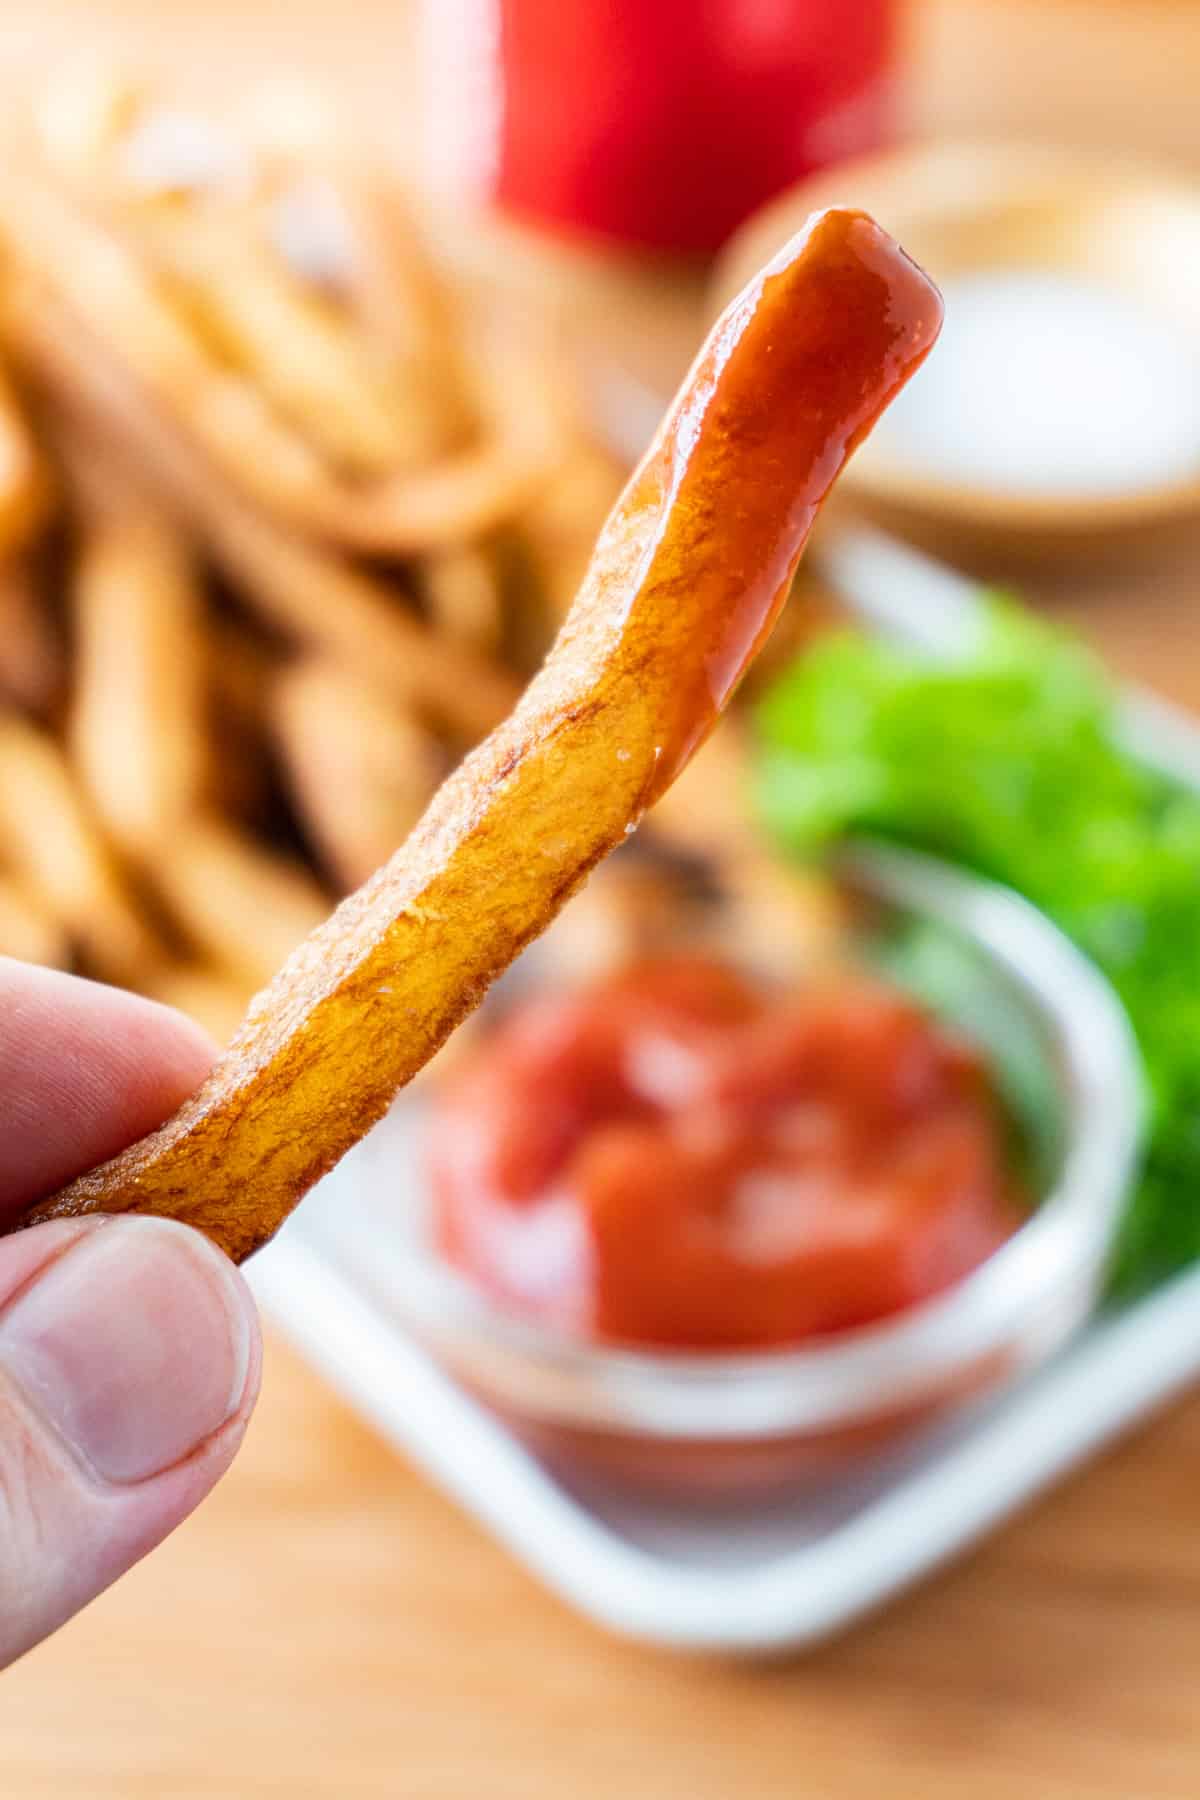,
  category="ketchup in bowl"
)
[428,956,1023,1351]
